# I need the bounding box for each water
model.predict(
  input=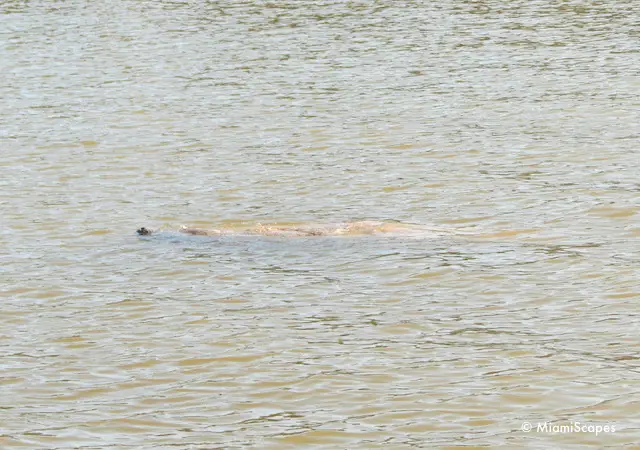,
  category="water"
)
[1,0,639,448]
